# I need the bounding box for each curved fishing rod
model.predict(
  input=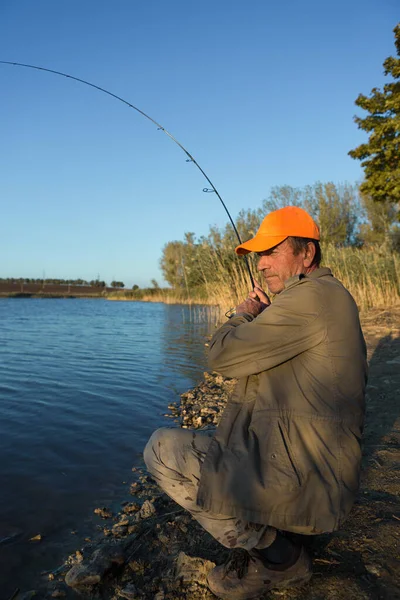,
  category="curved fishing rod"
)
[0,60,255,289]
